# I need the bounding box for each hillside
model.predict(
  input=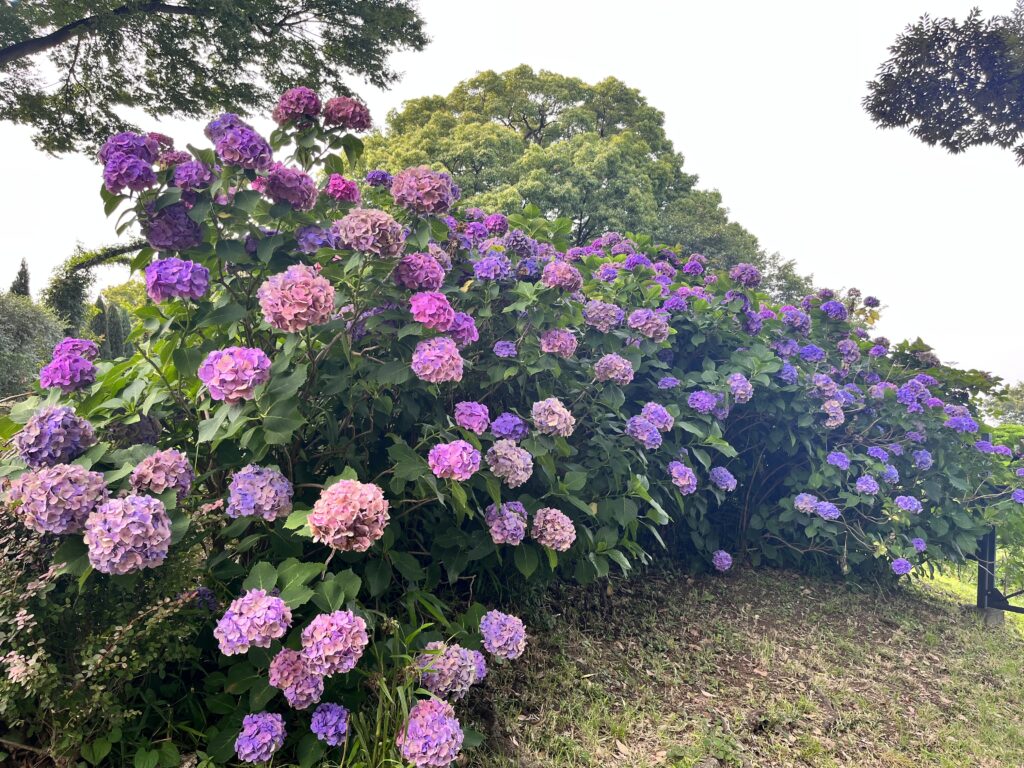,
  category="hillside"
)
[466,568,1024,768]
